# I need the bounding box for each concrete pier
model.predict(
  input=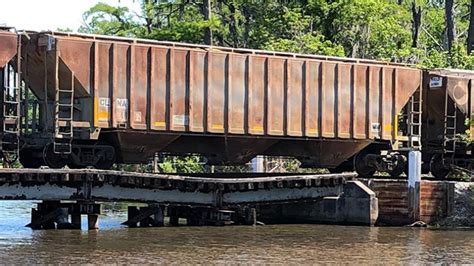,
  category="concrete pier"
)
[257,181,378,226]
